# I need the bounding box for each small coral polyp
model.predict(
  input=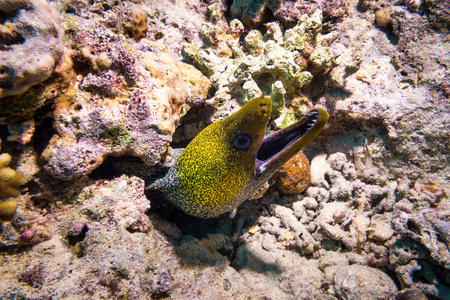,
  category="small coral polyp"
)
[0,140,28,222]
